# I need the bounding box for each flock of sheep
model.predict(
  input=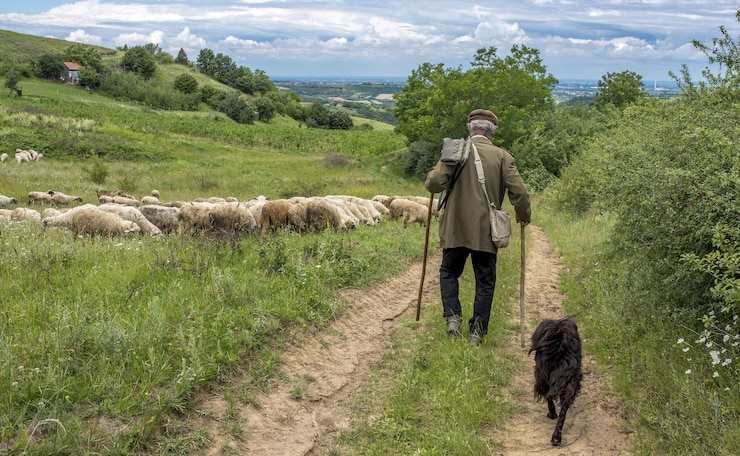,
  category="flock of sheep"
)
[0,149,44,164]
[0,189,438,237]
